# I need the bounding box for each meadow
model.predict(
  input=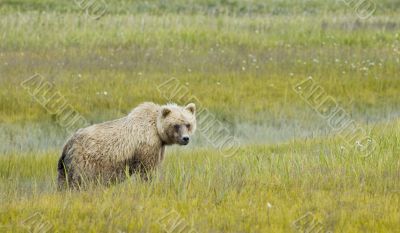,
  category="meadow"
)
[0,0,399,232]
